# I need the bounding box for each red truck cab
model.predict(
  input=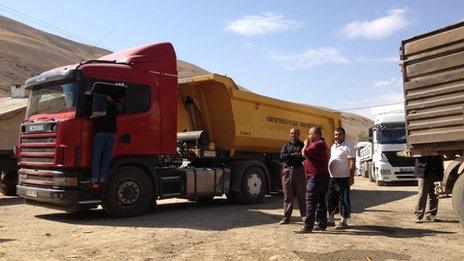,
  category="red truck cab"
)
[16,43,180,214]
